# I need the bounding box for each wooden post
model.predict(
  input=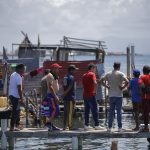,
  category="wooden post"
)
[1,119,7,149]
[8,137,15,149]
[130,45,135,77]
[126,47,131,78]
[111,140,118,150]
[78,137,83,150]
[26,96,29,128]
[72,136,78,150]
